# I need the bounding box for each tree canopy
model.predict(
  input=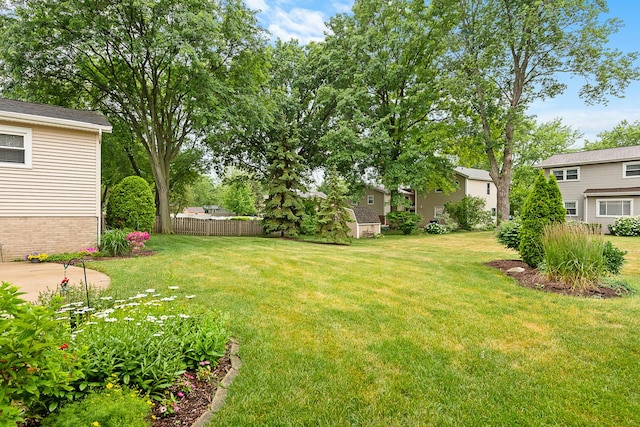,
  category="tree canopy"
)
[1,0,267,233]
[443,0,638,223]
[583,120,640,150]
